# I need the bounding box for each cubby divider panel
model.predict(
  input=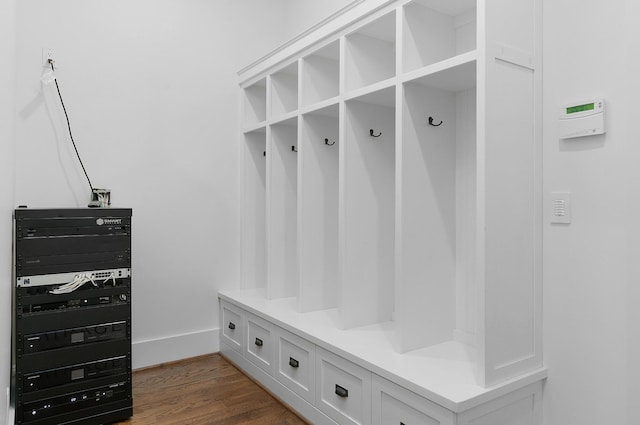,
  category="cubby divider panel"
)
[403,0,476,72]
[268,118,299,300]
[302,42,340,107]
[298,105,339,313]
[242,129,267,290]
[345,12,396,92]
[341,87,395,329]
